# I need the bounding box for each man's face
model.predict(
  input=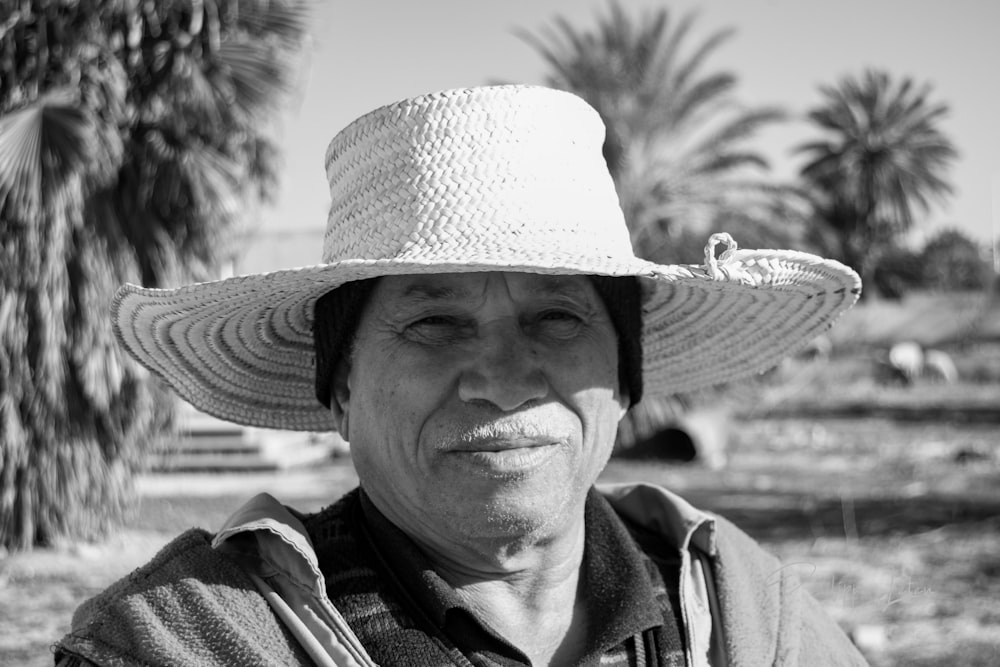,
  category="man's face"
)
[336,271,628,544]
